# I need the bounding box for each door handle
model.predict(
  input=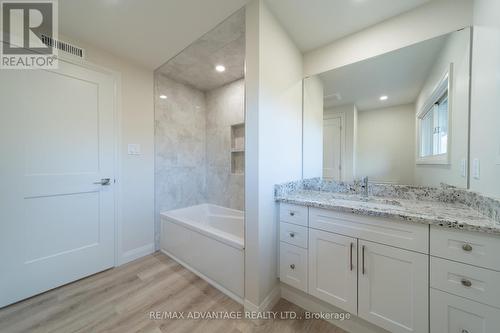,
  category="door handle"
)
[462,243,473,252]
[362,245,366,275]
[461,278,472,287]
[94,178,111,186]
[349,242,353,271]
